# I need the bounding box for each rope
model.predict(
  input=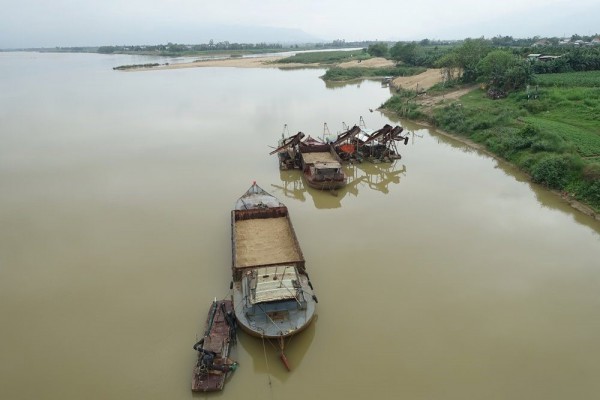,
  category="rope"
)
[261,334,273,388]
